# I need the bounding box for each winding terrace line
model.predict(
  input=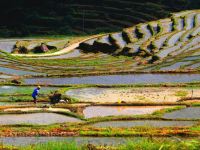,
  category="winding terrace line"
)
[11,35,104,58]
